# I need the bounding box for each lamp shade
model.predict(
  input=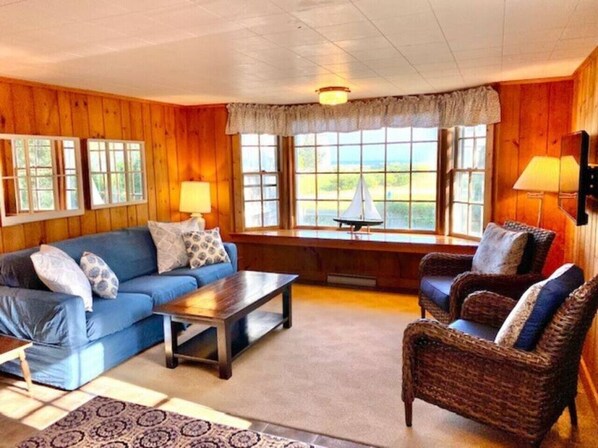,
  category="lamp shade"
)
[179,181,211,214]
[513,156,560,193]
[559,155,580,193]
[317,86,350,106]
